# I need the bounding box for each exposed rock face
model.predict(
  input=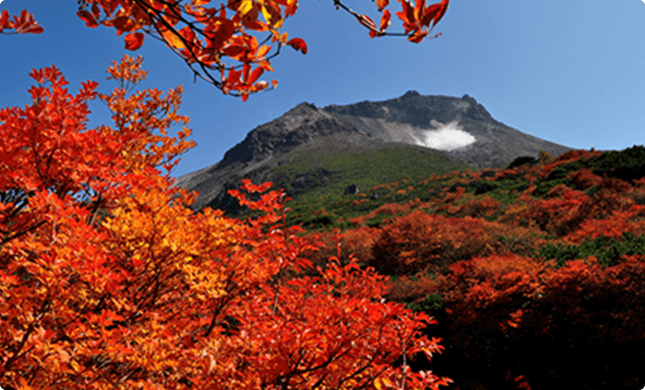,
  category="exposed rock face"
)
[176,91,573,212]
[344,184,361,195]
[323,91,493,126]
[322,91,570,169]
[217,102,369,168]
